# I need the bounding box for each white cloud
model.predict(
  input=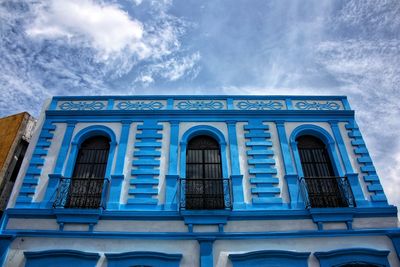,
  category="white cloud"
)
[160,52,201,81]
[131,0,143,5]
[27,0,146,60]
[335,0,400,35]
[314,36,400,207]
[384,151,400,204]
[135,52,201,85]
[135,74,154,85]
[23,0,197,83]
